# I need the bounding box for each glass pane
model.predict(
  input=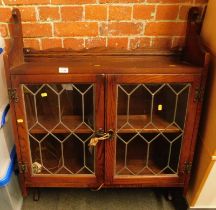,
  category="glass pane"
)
[22,84,95,175]
[148,134,170,174]
[36,85,59,130]
[40,135,62,174]
[23,86,36,128]
[153,85,176,127]
[60,84,94,131]
[63,134,94,174]
[117,85,152,132]
[116,83,190,176]
[175,86,190,129]
[116,134,148,175]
